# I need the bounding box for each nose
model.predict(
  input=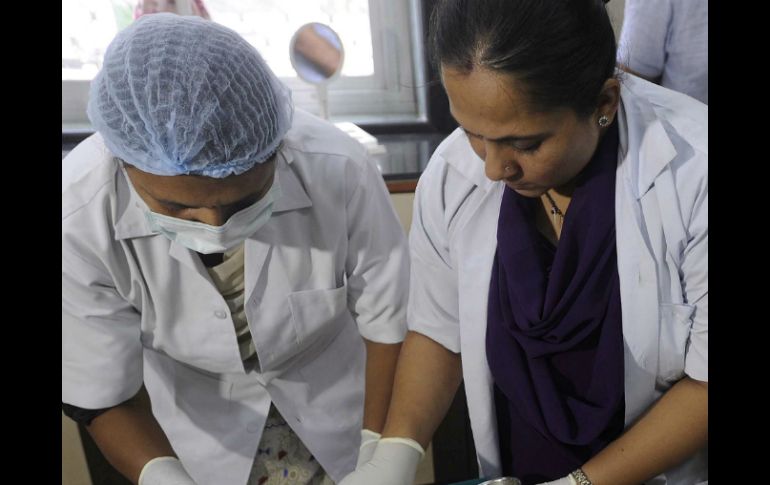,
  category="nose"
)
[484,142,519,181]
[188,207,234,227]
